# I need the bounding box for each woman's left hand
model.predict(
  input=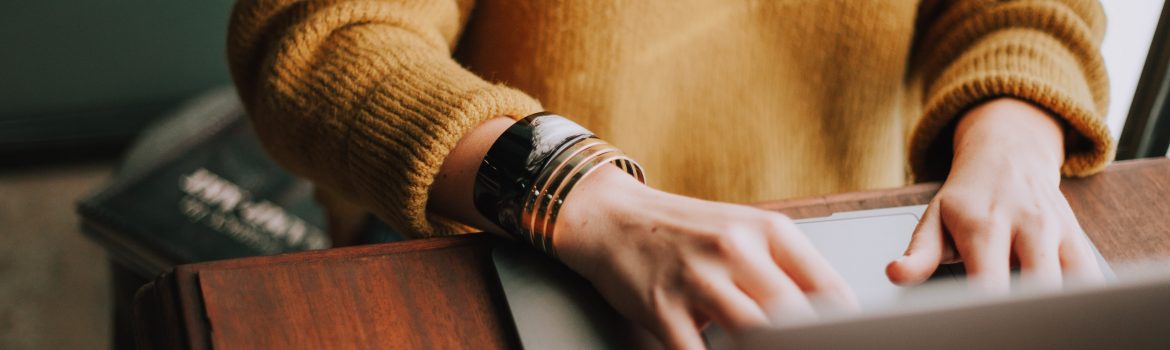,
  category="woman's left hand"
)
[886,98,1104,293]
